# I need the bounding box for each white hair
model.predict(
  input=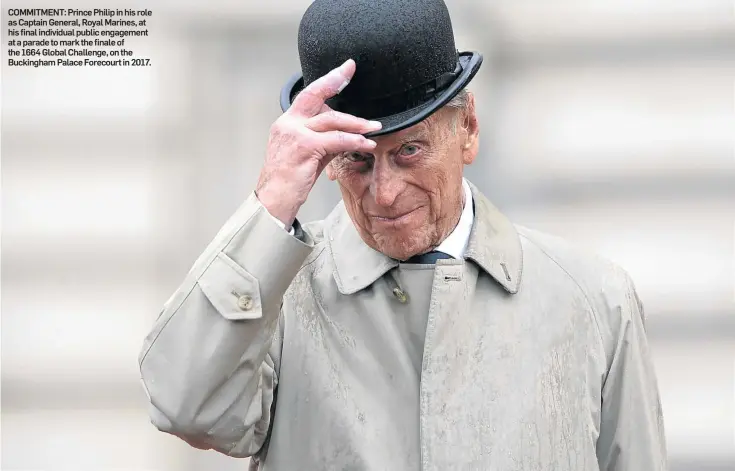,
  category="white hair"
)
[441,88,470,134]
[444,88,470,110]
